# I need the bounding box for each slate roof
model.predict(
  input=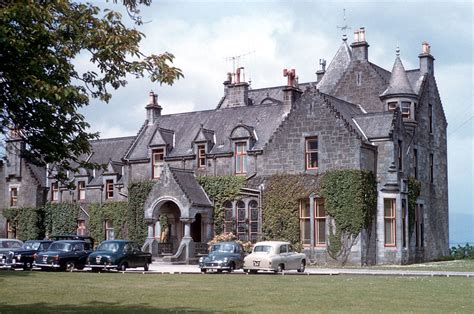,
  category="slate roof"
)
[89,136,135,164]
[26,163,47,187]
[406,69,425,95]
[170,167,212,207]
[380,57,416,97]
[317,40,352,94]
[353,112,395,139]
[125,103,289,160]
